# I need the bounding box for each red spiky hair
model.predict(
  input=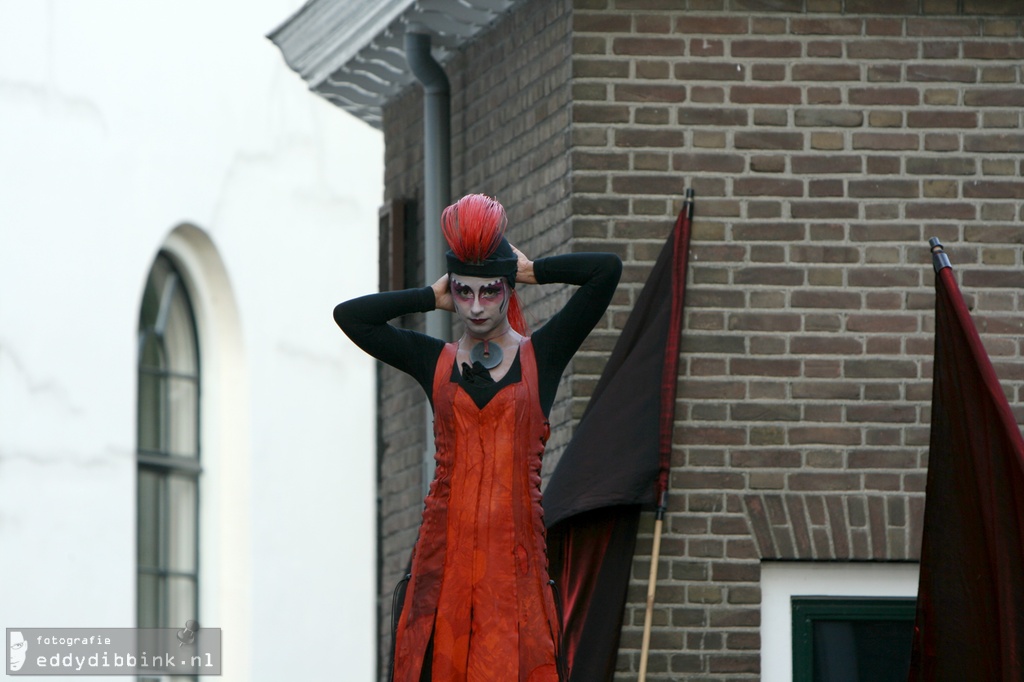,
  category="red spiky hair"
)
[441,194,530,336]
[441,194,507,263]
